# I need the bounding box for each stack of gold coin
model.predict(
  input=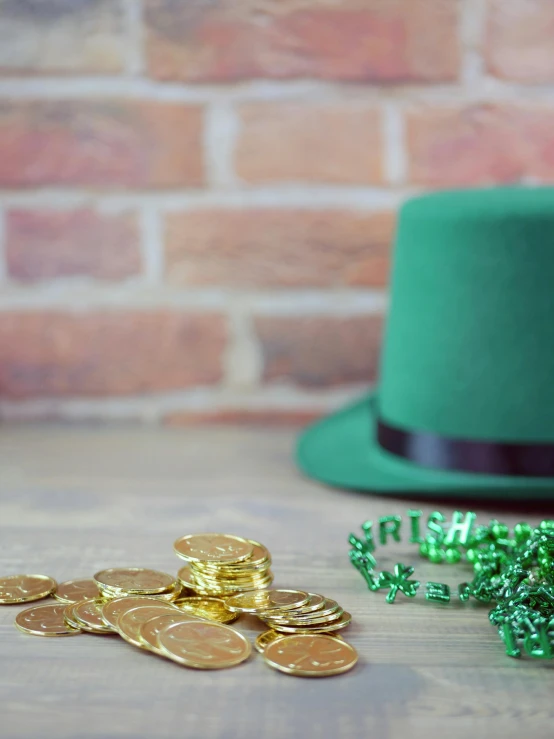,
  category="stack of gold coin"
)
[93,568,182,602]
[174,534,273,596]
[226,589,352,636]
[224,588,357,677]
